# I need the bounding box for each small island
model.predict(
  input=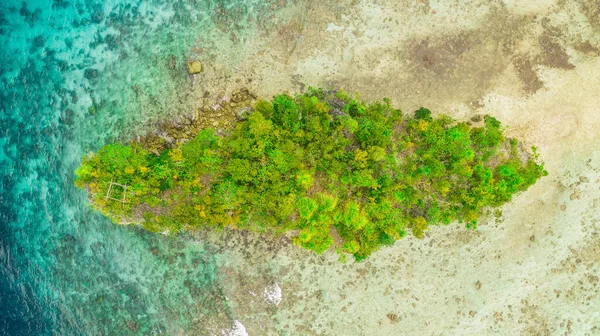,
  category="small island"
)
[75,88,546,261]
